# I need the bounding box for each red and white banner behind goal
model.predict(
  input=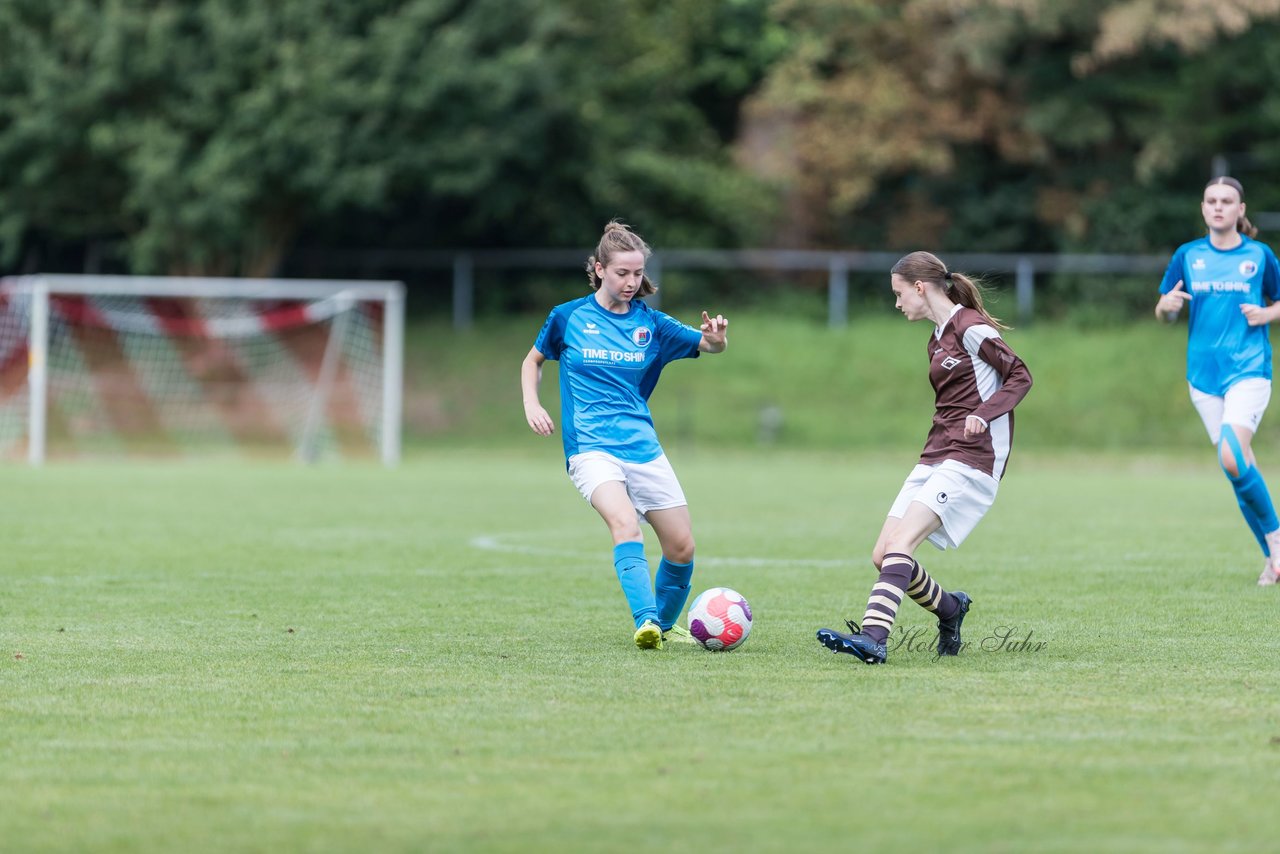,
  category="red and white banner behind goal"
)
[0,275,405,465]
